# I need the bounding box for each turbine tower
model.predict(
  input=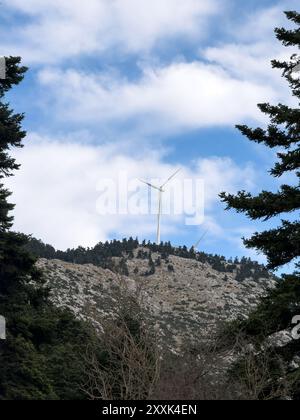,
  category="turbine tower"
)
[140,169,181,244]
